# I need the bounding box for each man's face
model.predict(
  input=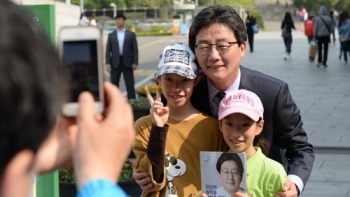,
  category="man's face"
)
[217,160,242,195]
[115,18,125,28]
[194,23,246,90]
